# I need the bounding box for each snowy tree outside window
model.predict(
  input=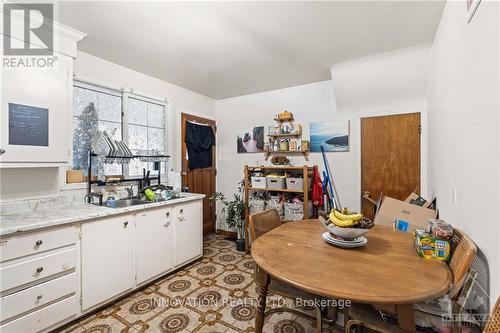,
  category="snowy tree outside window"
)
[72,82,168,181]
